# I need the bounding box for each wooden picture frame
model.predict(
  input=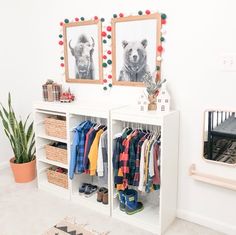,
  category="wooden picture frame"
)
[111,13,162,87]
[63,20,103,83]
